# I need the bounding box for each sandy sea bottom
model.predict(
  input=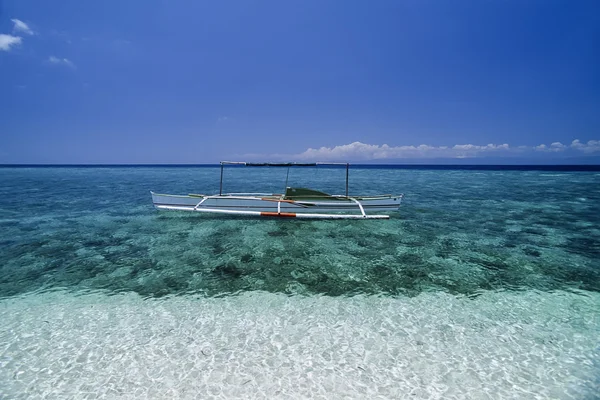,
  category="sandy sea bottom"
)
[1,289,598,399]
